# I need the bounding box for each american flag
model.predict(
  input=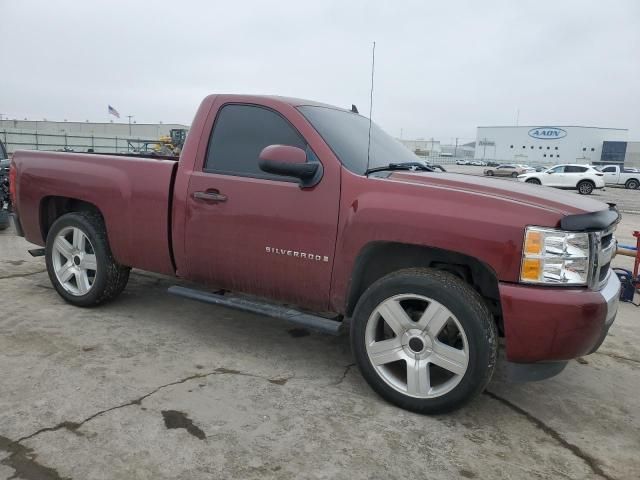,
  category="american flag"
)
[108,105,120,118]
